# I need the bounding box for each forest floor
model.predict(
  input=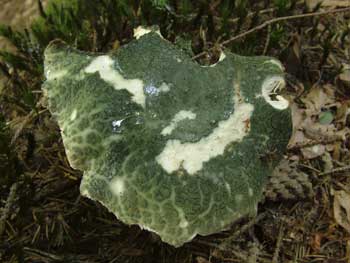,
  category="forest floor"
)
[0,1,350,263]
